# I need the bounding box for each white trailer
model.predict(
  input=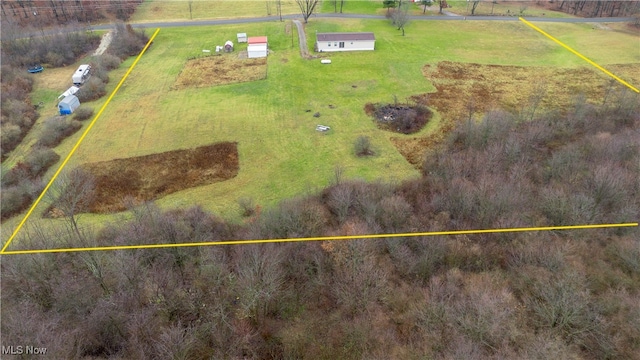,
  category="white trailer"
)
[72,64,91,85]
